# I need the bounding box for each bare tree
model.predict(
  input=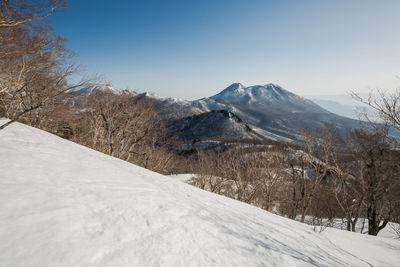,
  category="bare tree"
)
[252,151,285,211]
[188,145,287,212]
[348,130,399,235]
[352,89,400,148]
[0,0,86,130]
[72,90,175,173]
[188,151,235,197]
[295,130,333,223]
[328,139,365,232]
[352,89,400,235]
[0,0,65,27]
